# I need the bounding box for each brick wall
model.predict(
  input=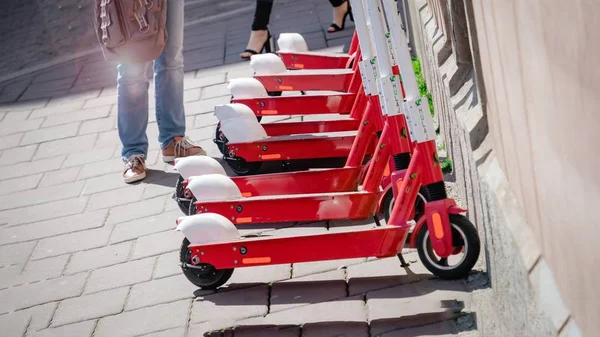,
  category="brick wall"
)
[403,0,590,335]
